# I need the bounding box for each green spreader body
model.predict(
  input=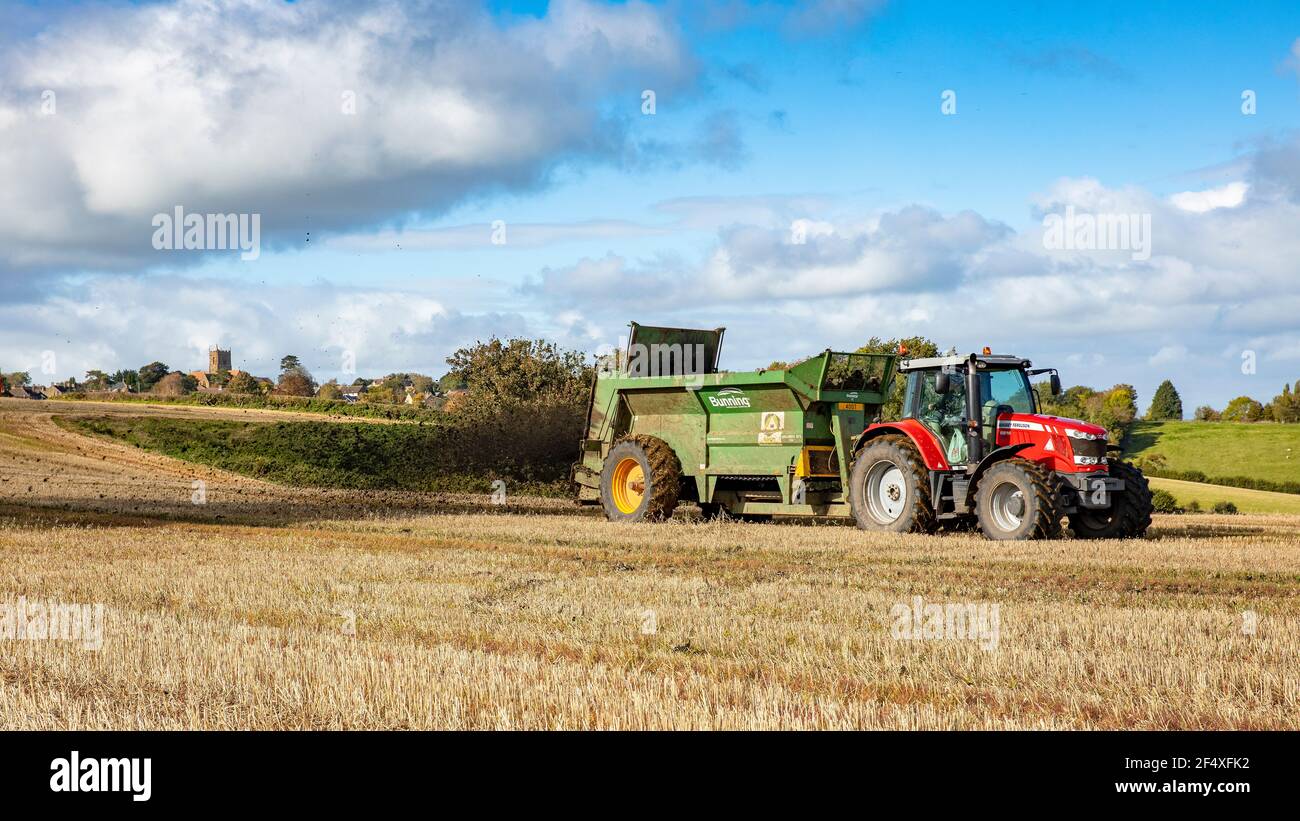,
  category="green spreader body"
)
[573,323,897,517]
